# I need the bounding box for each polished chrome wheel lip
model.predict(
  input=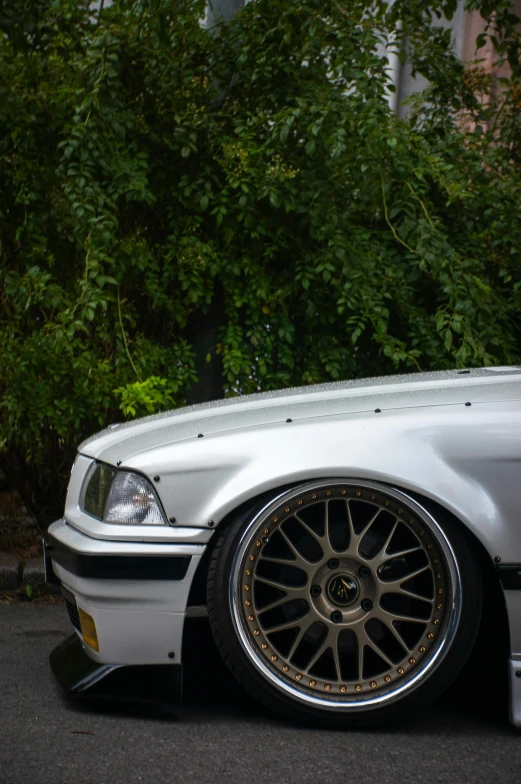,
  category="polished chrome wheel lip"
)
[229,479,462,713]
